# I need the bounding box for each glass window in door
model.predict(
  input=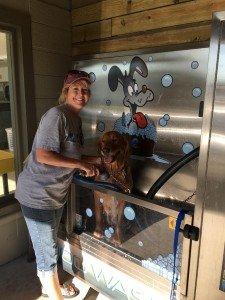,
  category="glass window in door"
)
[0,31,15,200]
